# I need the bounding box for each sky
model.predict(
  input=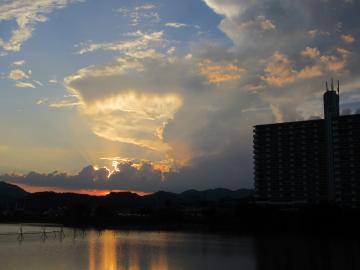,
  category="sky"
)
[0,0,360,194]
